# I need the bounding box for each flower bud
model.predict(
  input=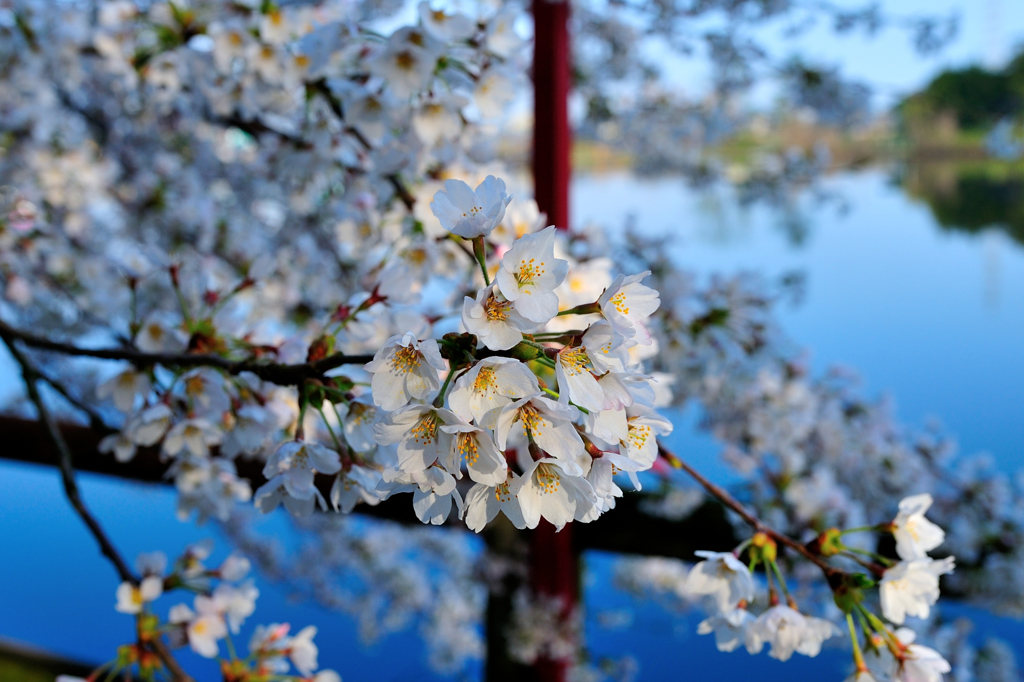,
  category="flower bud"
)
[816,528,844,557]
[306,334,335,362]
[750,532,777,563]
